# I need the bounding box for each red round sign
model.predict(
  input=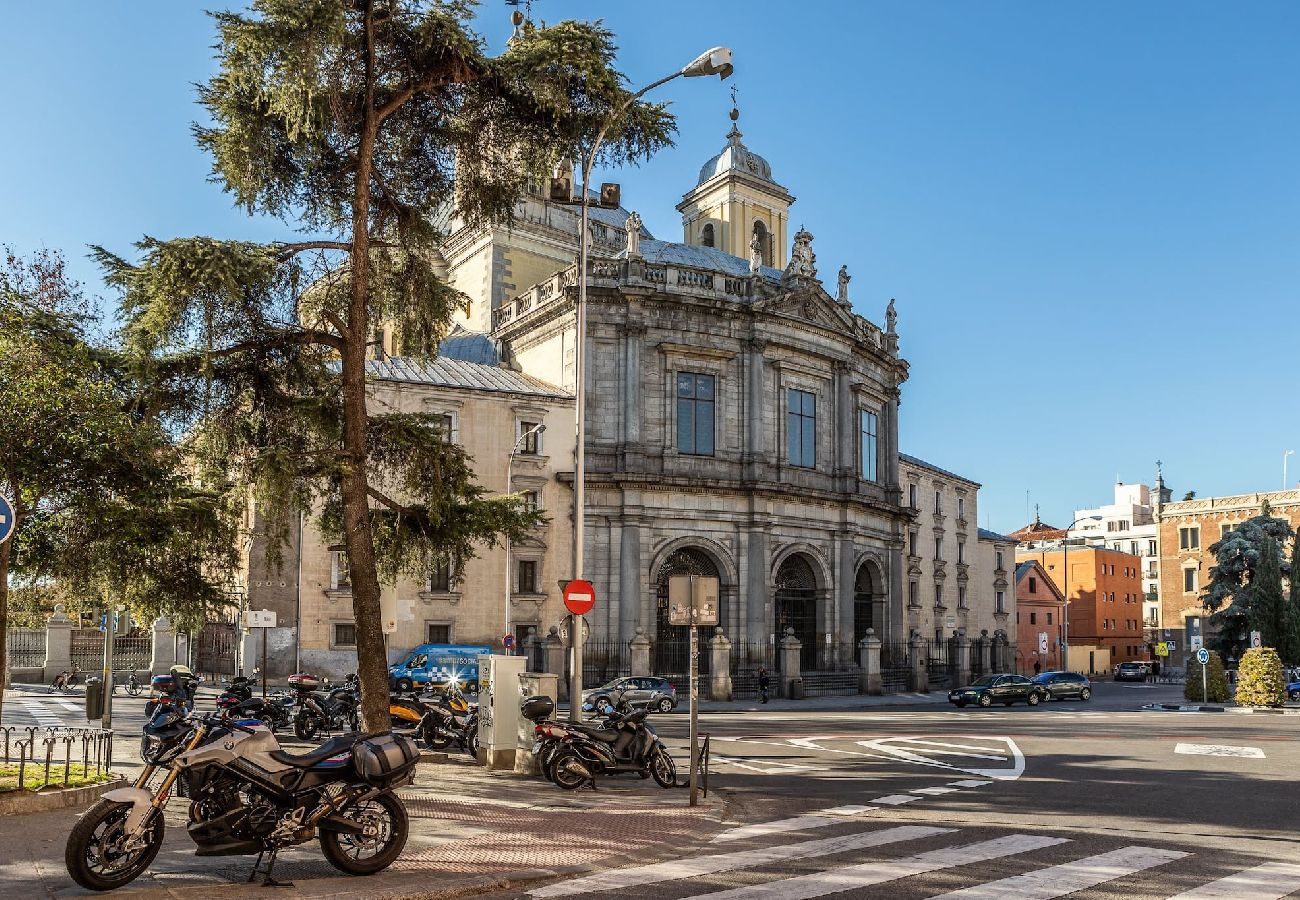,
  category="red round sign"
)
[563,579,596,616]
